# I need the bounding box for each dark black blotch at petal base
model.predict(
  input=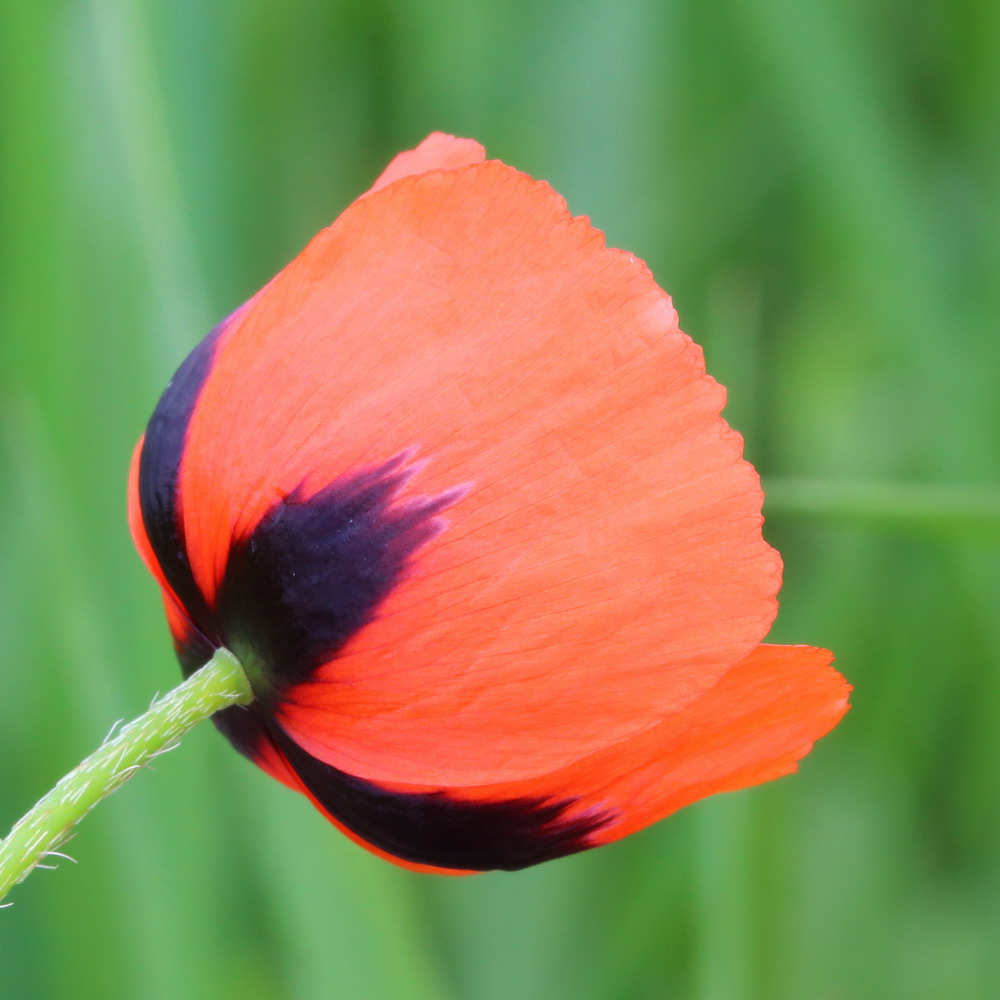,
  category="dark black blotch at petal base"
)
[267,720,615,871]
[173,619,218,678]
[138,321,227,662]
[211,704,615,871]
[212,702,270,762]
[217,455,464,698]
